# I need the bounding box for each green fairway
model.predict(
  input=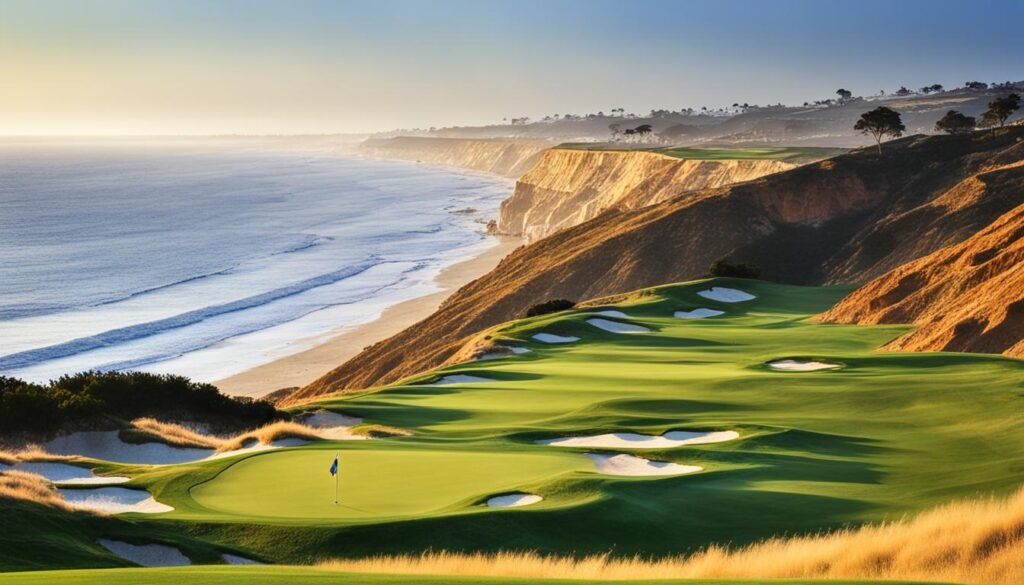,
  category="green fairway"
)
[4,278,1023,571]
[556,144,845,163]
[0,566,951,585]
